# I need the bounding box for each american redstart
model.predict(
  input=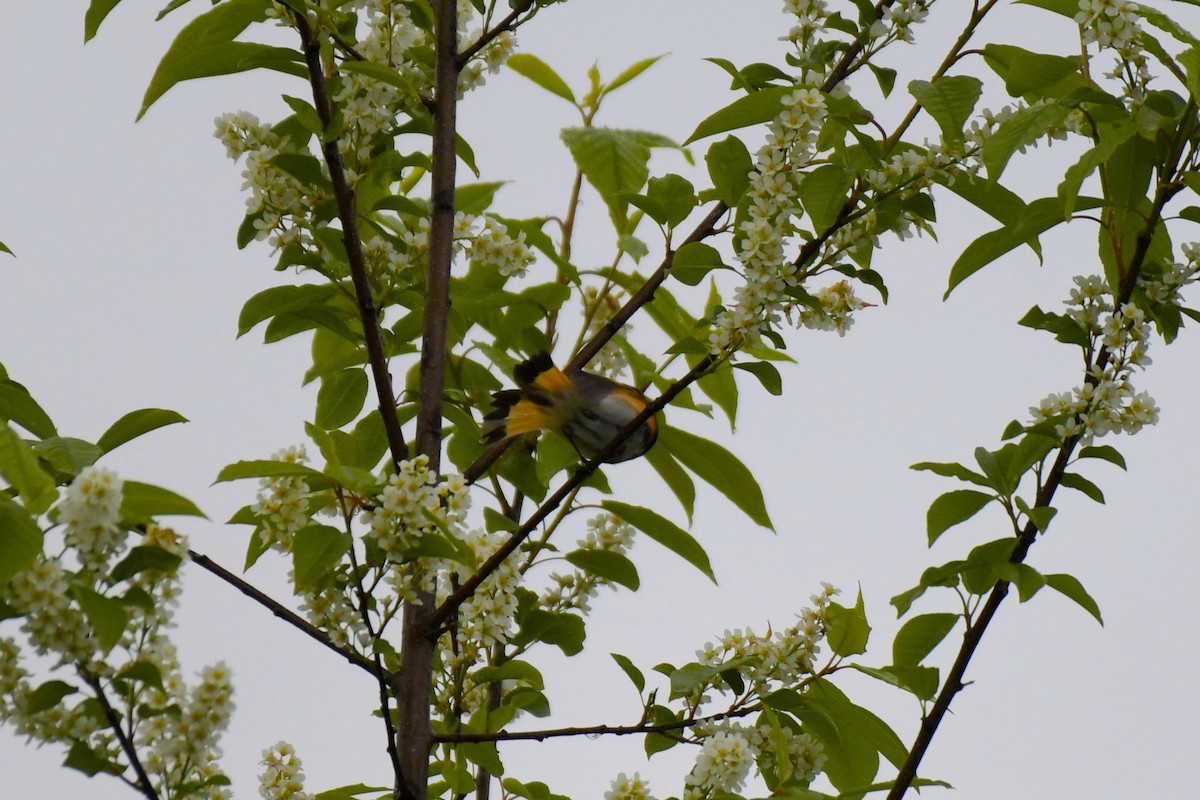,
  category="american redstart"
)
[482,352,658,463]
